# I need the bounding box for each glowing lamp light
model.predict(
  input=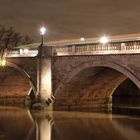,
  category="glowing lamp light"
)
[80,38,85,41]
[40,27,46,35]
[1,59,6,66]
[100,36,109,44]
